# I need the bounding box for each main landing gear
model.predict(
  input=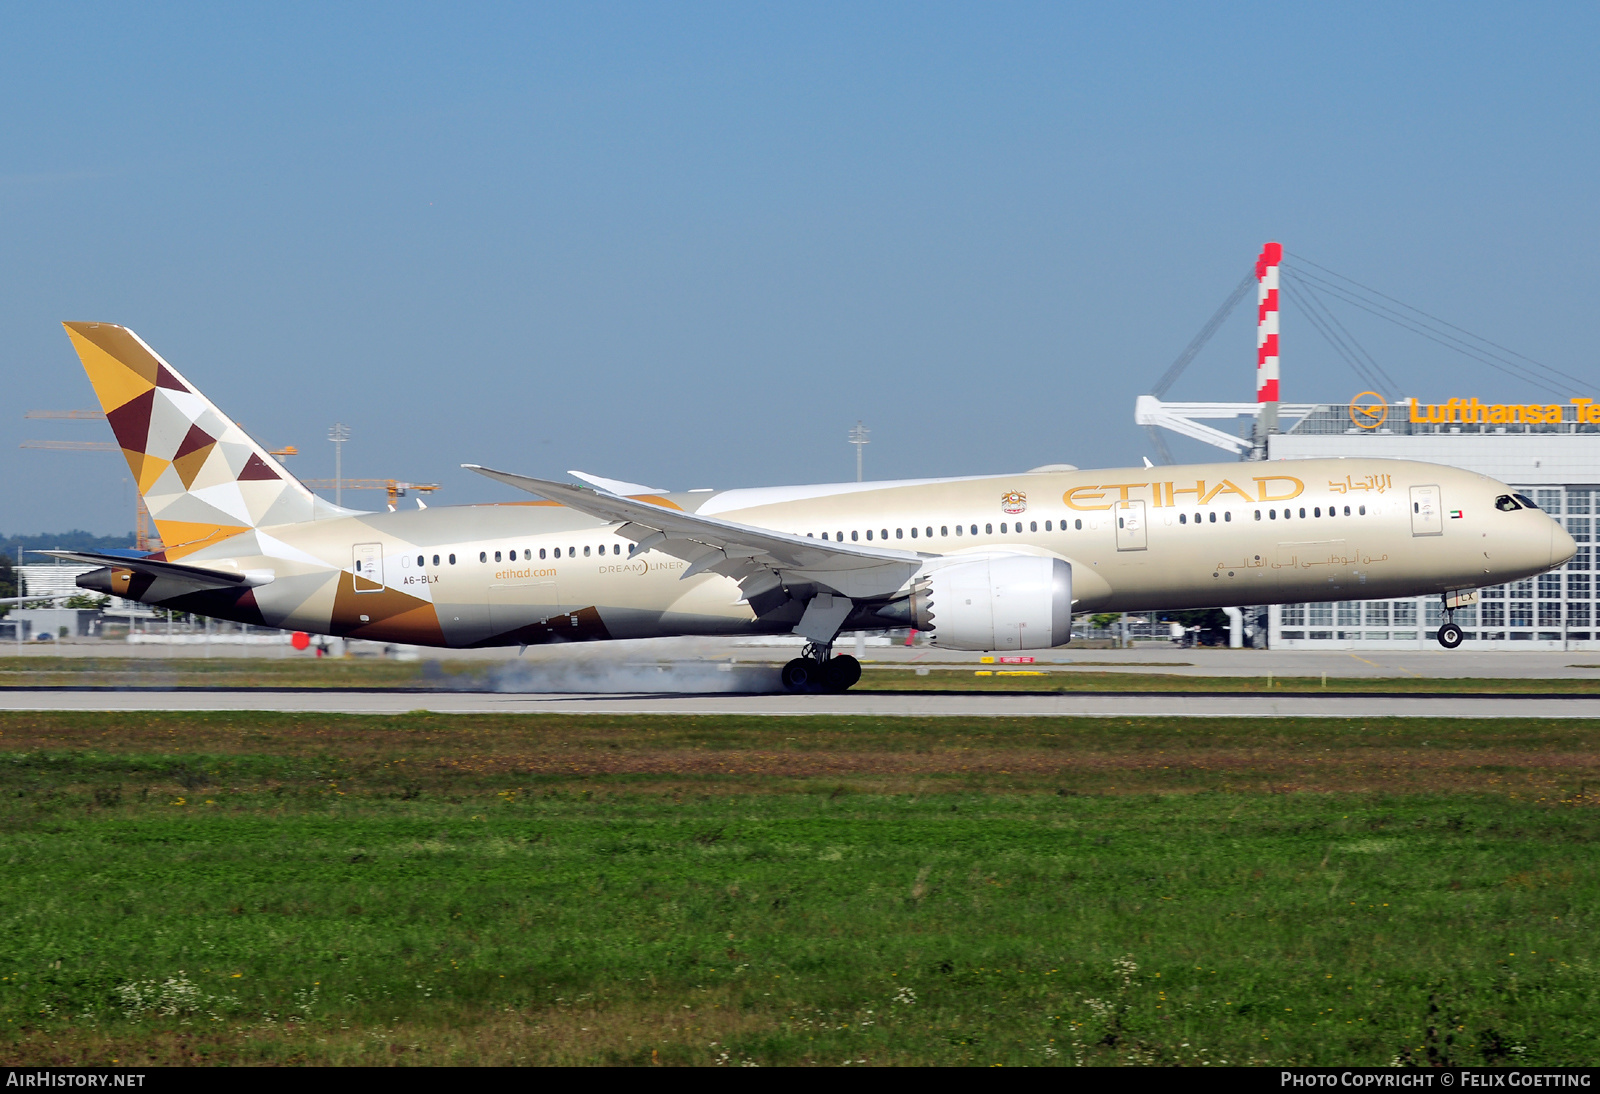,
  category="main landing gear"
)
[1437,595,1464,649]
[782,642,862,693]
